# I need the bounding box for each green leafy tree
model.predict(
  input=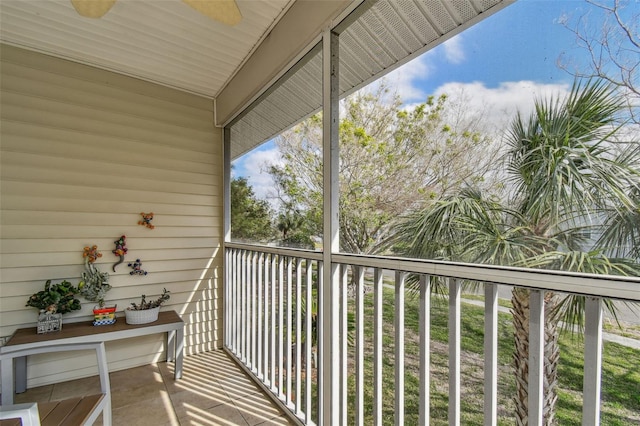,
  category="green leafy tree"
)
[268,81,502,254]
[230,176,274,242]
[394,79,640,425]
[276,209,315,249]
